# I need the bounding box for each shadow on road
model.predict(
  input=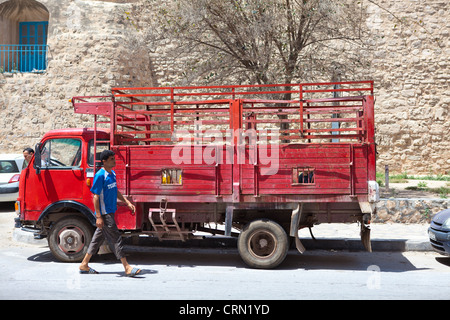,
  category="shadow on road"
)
[0,202,15,213]
[436,257,450,267]
[26,245,430,273]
